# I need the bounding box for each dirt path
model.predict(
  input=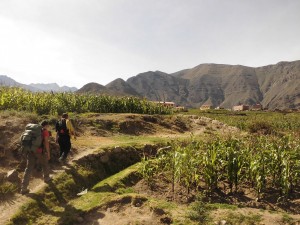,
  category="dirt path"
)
[0,178,48,224]
[0,137,106,224]
[0,115,239,224]
[0,135,160,224]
